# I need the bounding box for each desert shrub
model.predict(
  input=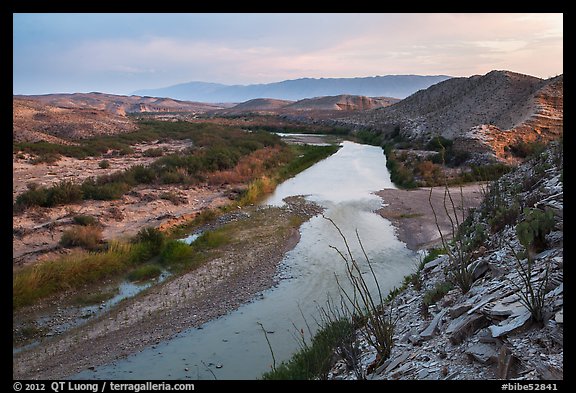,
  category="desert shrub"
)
[422,281,453,307]
[403,272,423,291]
[47,180,83,206]
[59,225,103,251]
[159,169,189,184]
[506,207,556,323]
[142,147,164,157]
[129,165,156,184]
[15,180,83,209]
[516,207,555,253]
[98,160,111,169]
[14,187,49,210]
[30,152,61,165]
[489,201,521,233]
[426,136,453,151]
[134,227,165,253]
[415,160,442,185]
[81,179,129,200]
[508,140,546,159]
[461,163,511,183]
[73,214,98,226]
